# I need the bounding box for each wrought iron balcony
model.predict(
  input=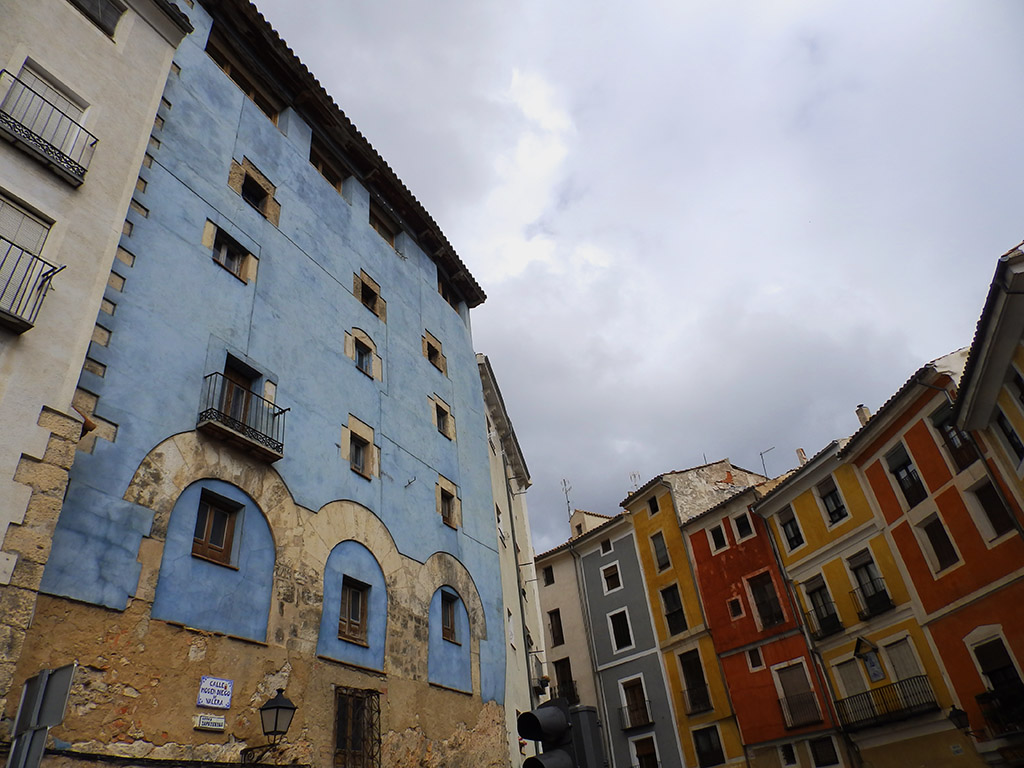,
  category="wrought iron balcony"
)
[835,675,938,731]
[850,578,895,621]
[619,700,652,730]
[0,236,63,333]
[755,595,785,629]
[977,684,1024,737]
[0,70,97,185]
[550,681,579,705]
[778,691,823,729]
[805,603,843,641]
[197,372,286,462]
[683,684,712,715]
